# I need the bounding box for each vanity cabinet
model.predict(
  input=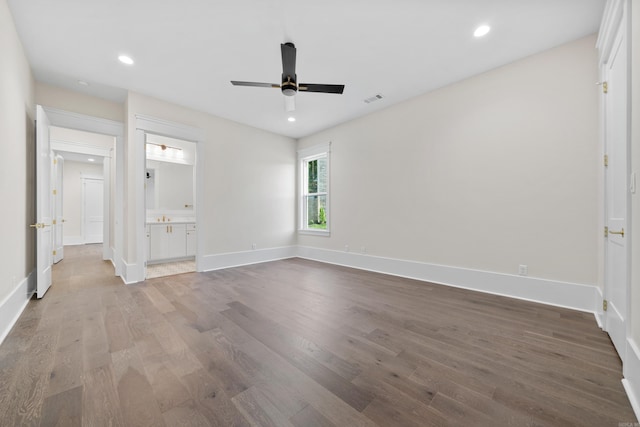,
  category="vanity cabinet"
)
[148,223,194,262]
